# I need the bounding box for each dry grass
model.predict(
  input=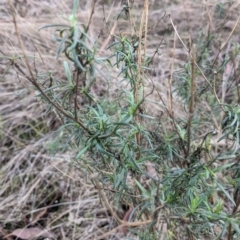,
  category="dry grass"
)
[1,0,240,239]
